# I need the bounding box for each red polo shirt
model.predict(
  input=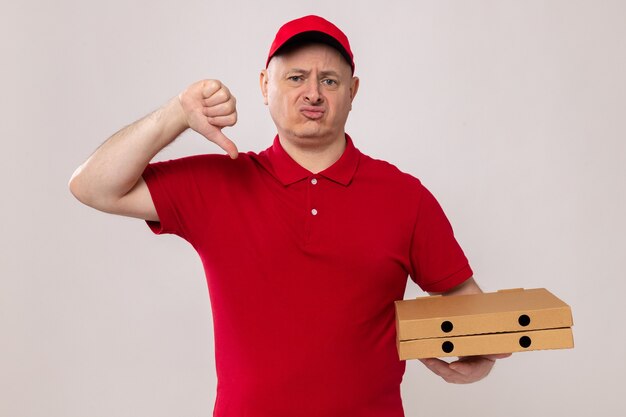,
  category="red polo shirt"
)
[142,135,472,417]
